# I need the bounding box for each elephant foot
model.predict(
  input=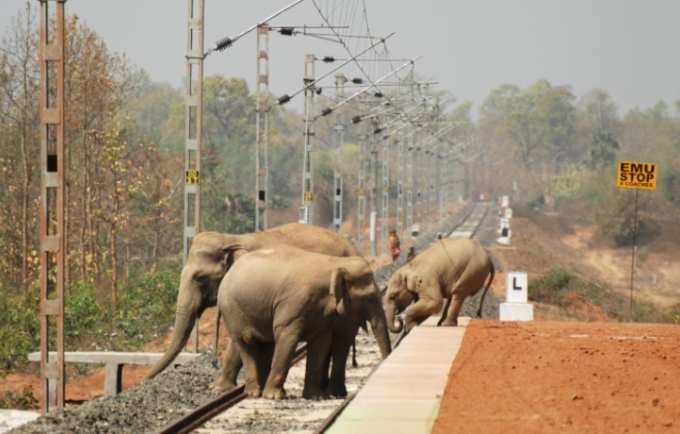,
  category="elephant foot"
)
[244,382,262,398]
[440,319,458,327]
[212,377,237,393]
[303,386,328,400]
[262,386,286,400]
[326,382,347,398]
